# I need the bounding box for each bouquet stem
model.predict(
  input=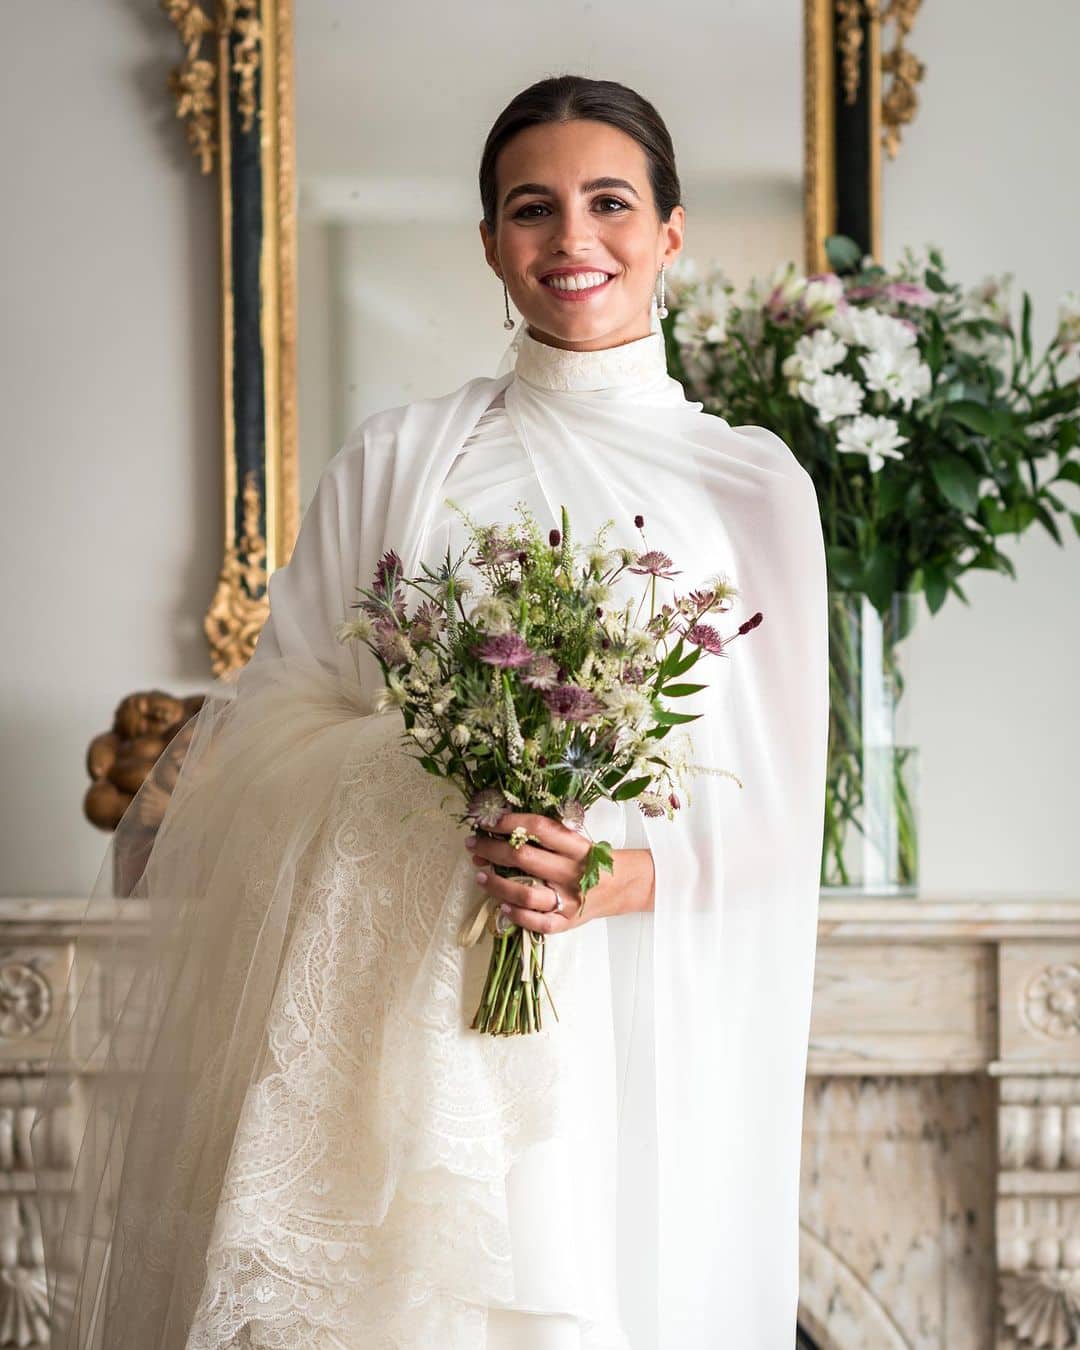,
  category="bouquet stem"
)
[468,871,560,1035]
